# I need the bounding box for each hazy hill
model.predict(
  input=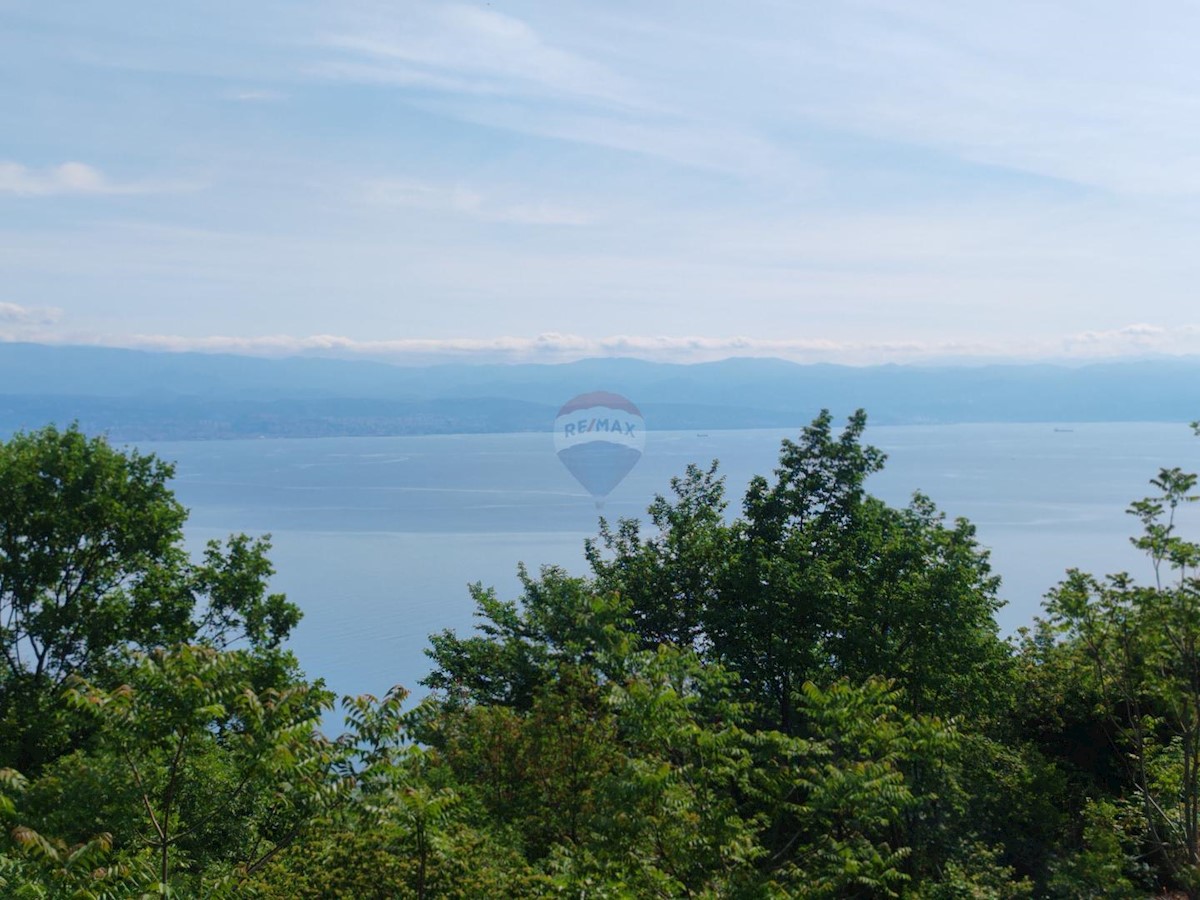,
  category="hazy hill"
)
[1,342,1198,439]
